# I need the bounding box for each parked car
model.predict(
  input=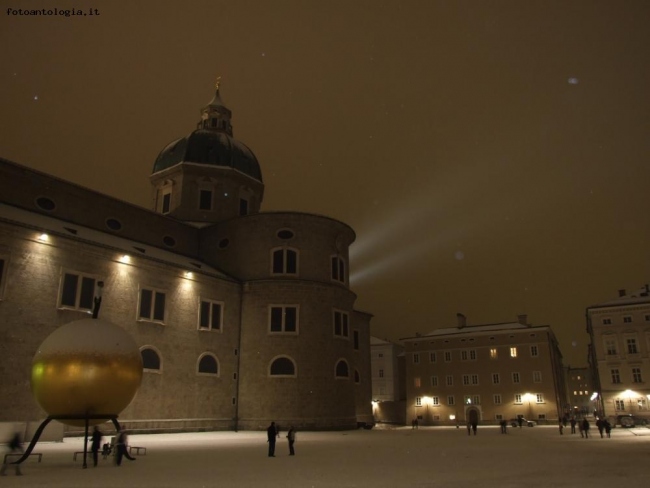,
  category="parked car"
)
[615,415,649,428]
[510,417,536,427]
